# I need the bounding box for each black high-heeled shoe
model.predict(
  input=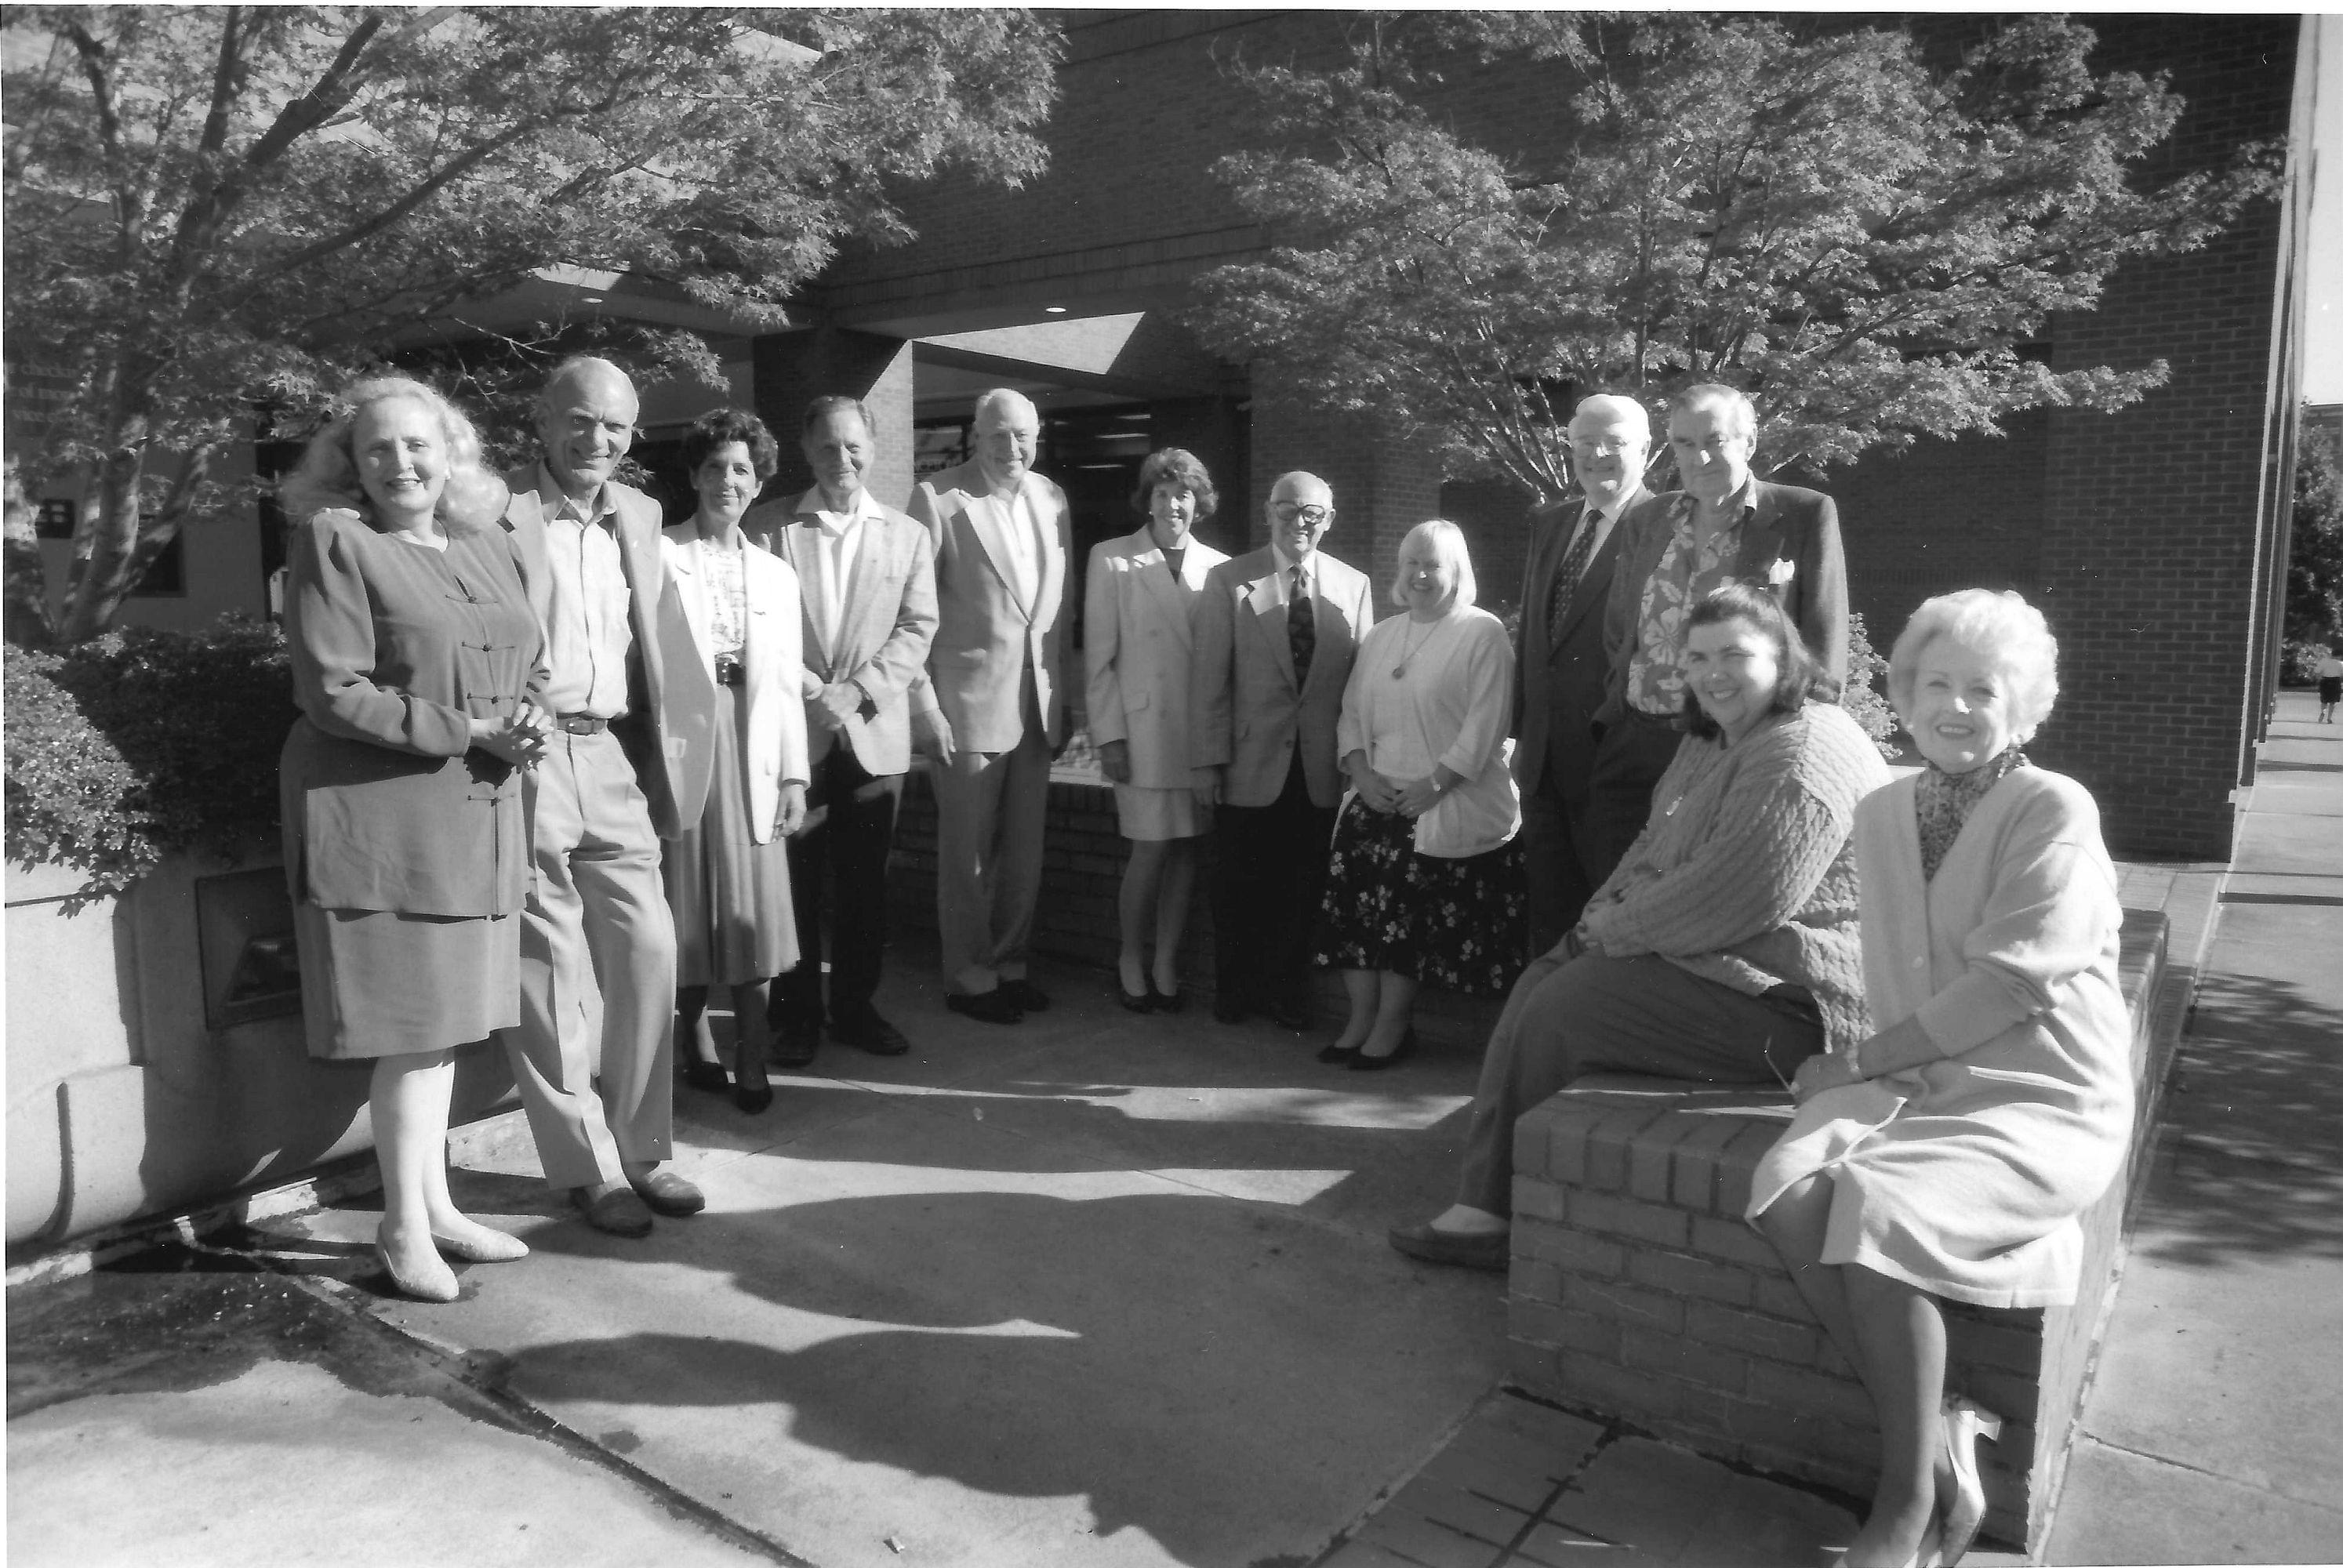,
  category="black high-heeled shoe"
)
[1349,1028,1419,1072]
[1317,1040,1360,1065]
[732,1072,774,1115]
[679,1058,731,1094]
[1117,984,1157,1013]
[1147,981,1185,1014]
